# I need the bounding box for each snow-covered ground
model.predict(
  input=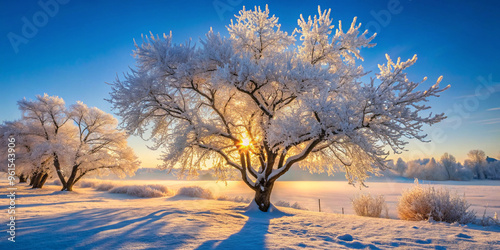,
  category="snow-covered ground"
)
[1,180,499,249]
[89,179,500,218]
